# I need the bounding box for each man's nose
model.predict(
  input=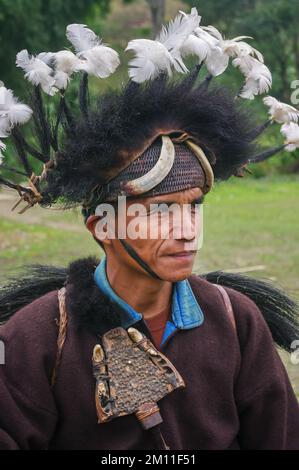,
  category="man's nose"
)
[173,207,199,240]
